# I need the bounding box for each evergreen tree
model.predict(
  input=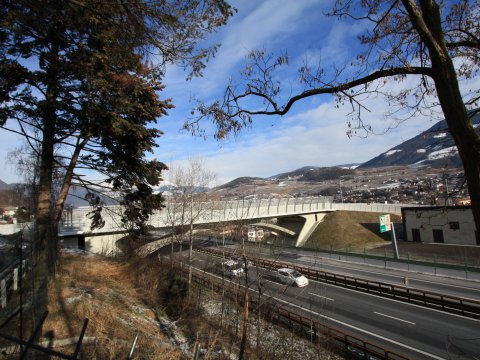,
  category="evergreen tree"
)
[0,0,232,267]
